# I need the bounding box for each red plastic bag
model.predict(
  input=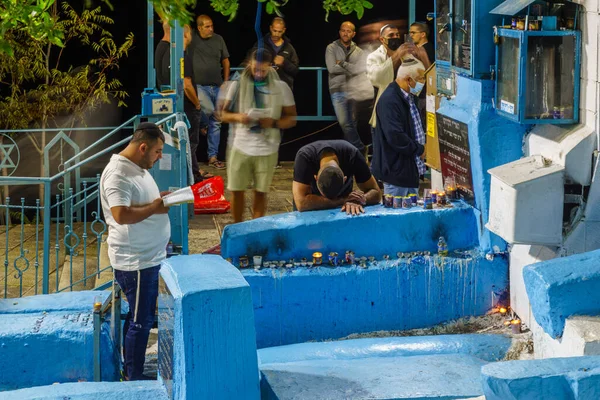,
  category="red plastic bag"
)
[192,176,231,214]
